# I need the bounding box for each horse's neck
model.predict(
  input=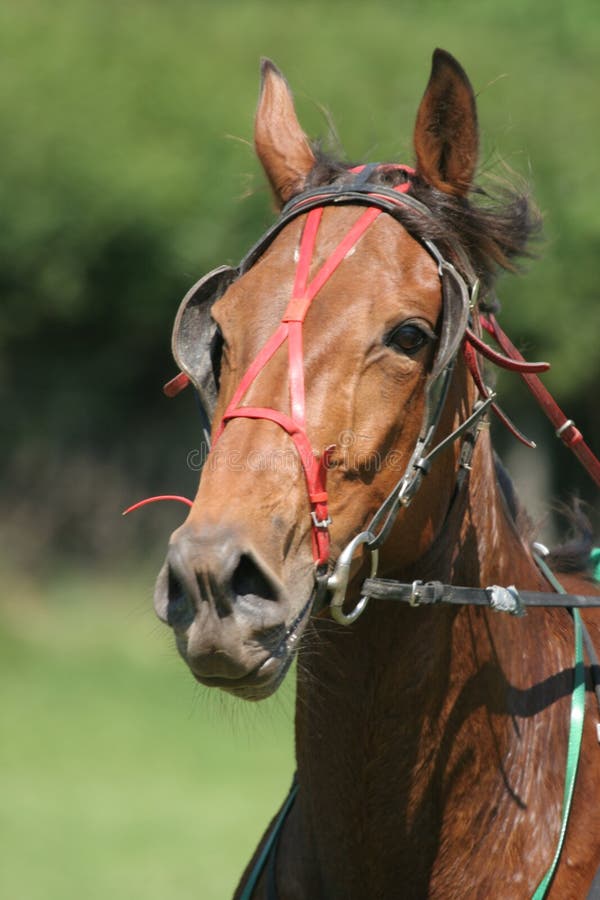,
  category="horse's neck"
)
[293,432,565,895]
